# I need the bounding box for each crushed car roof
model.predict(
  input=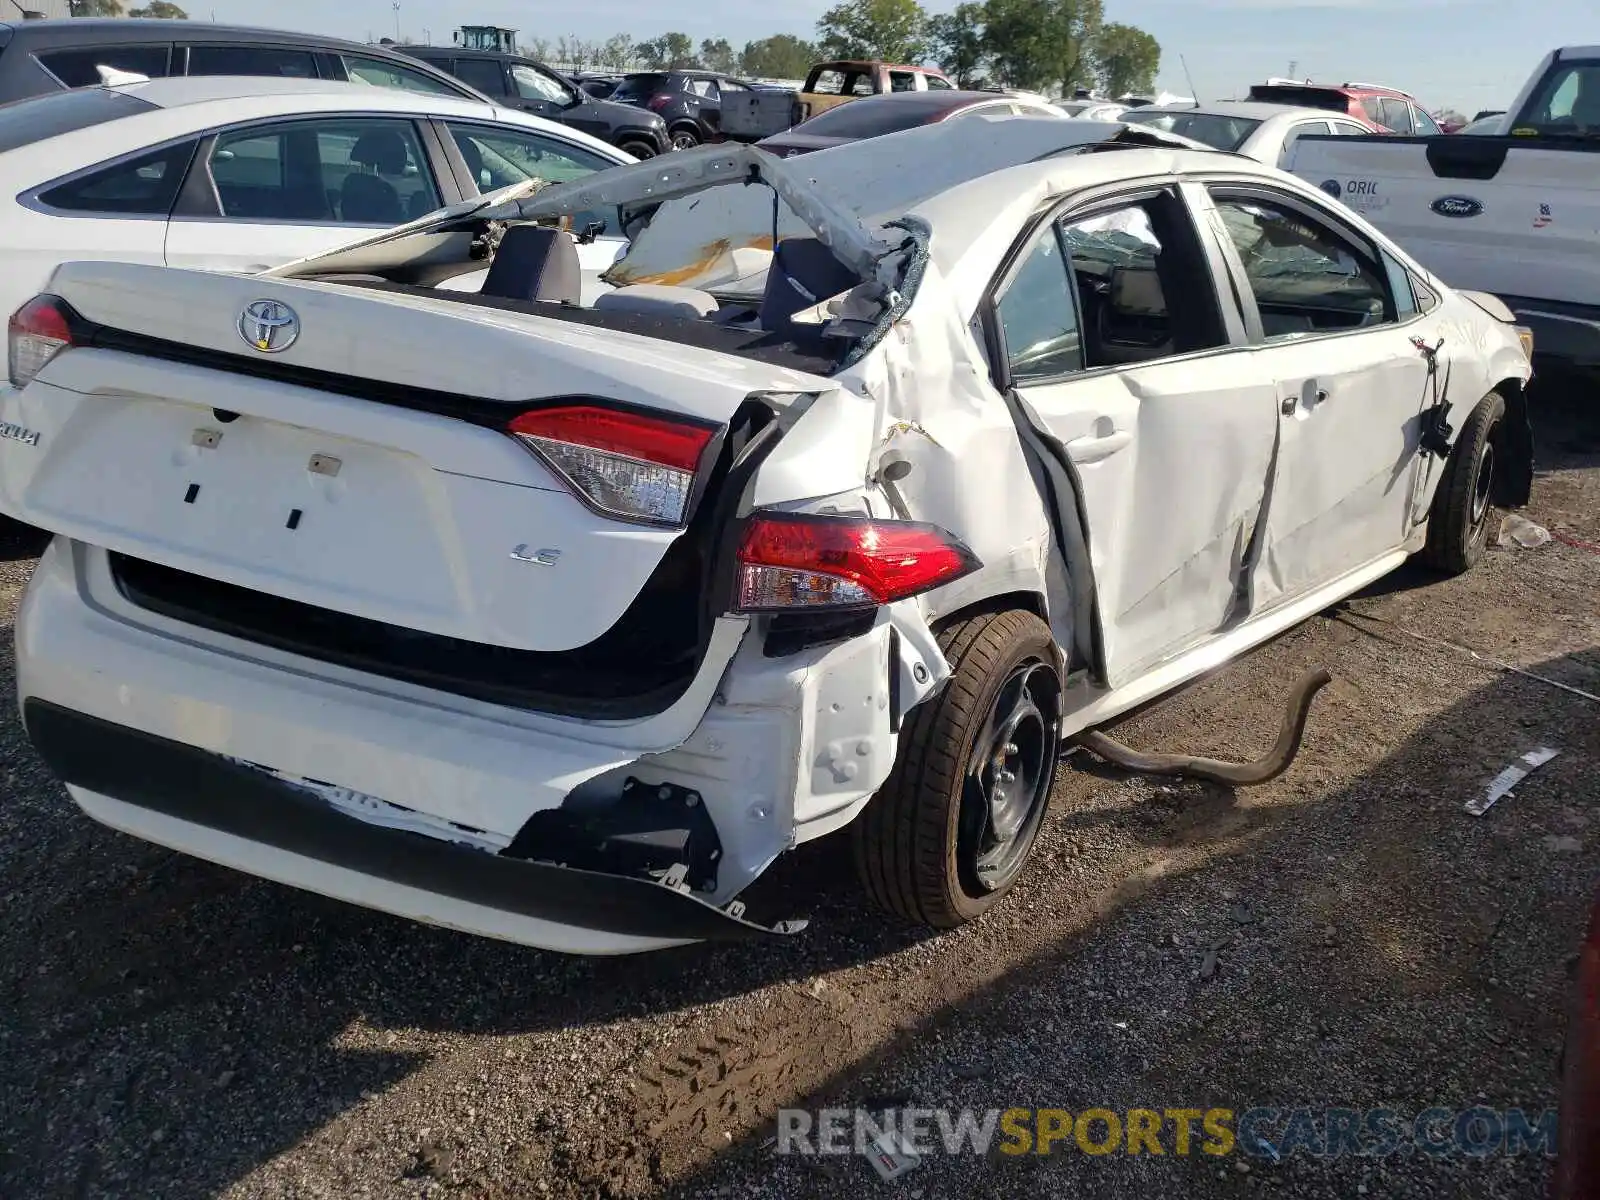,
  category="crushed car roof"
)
[504,115,1208,292]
